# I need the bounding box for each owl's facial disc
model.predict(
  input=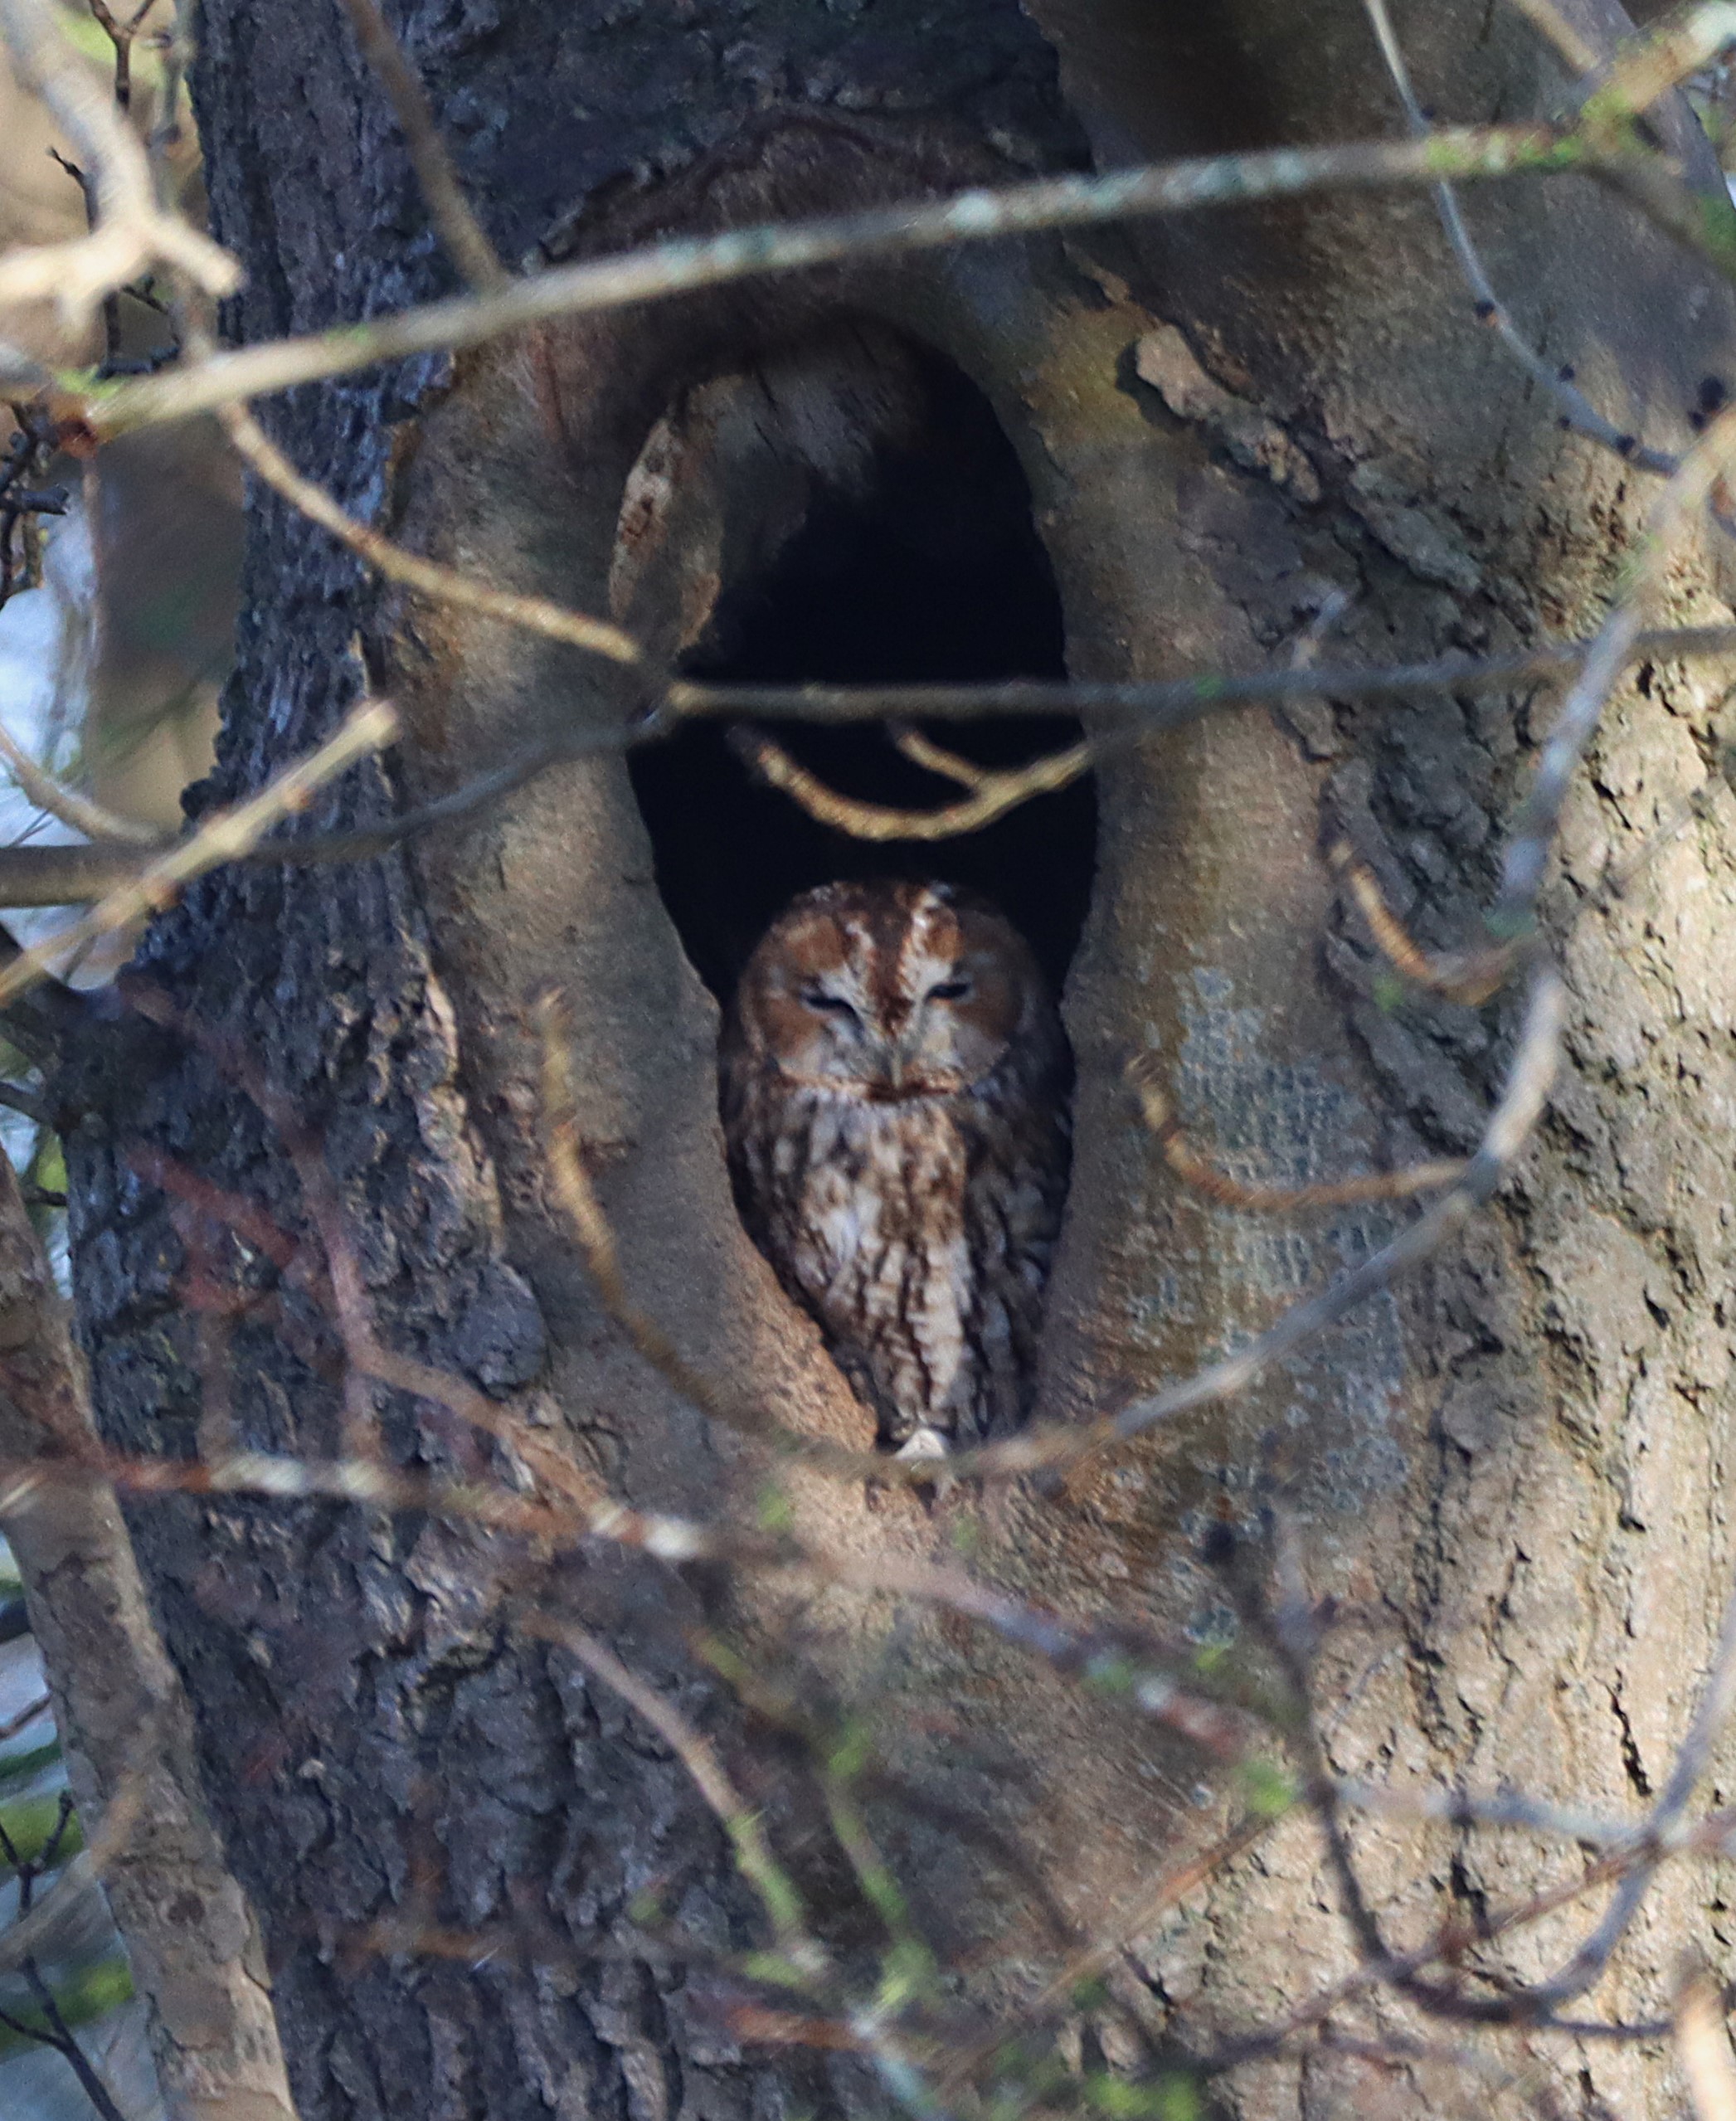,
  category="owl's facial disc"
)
[736,880,1039,1097]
